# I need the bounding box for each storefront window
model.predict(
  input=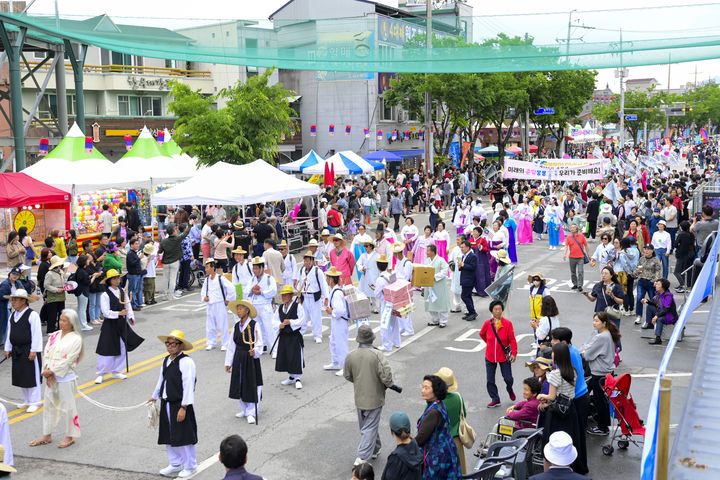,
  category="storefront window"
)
[118,95,162,116]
